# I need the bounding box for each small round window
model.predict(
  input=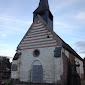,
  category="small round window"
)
[33,49,40,57]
